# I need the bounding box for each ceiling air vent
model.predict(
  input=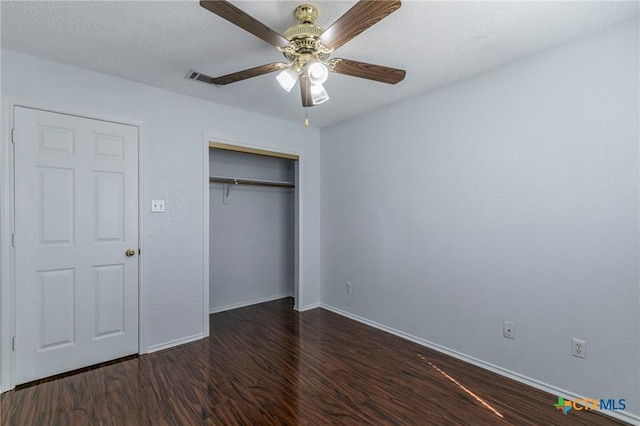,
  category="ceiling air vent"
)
[186,70,213,84]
